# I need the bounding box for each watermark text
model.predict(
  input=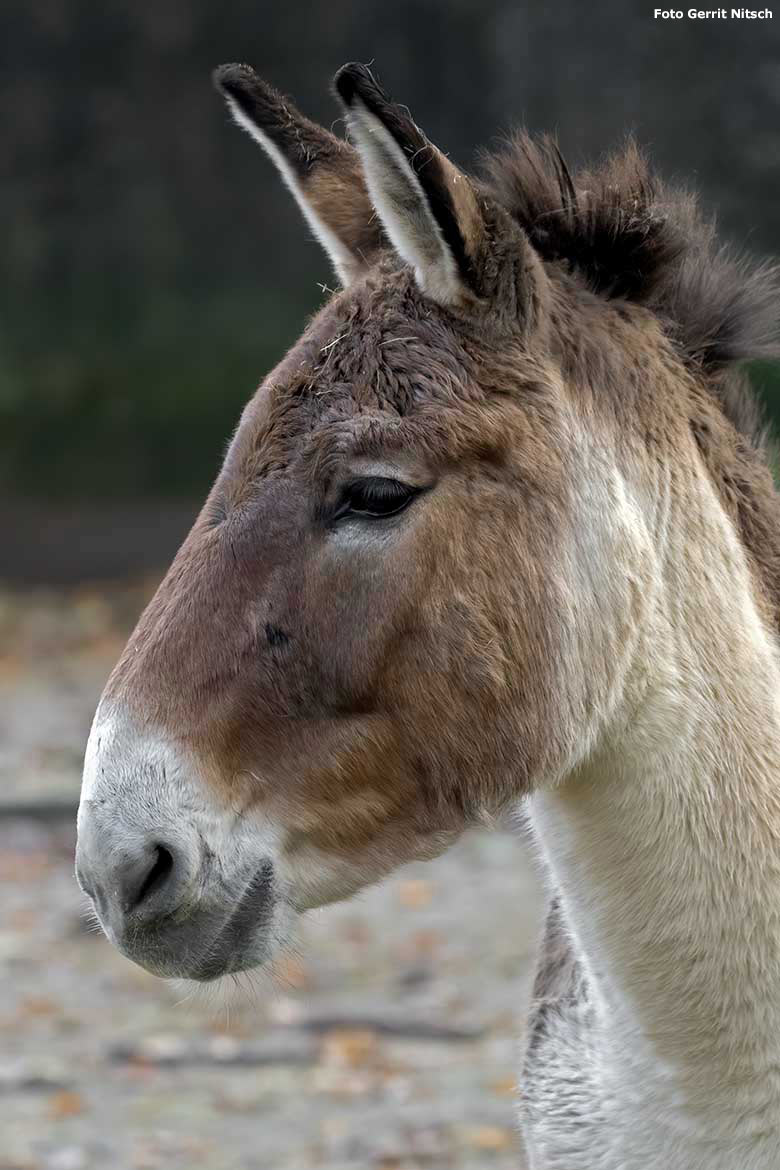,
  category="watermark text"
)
[654,7,772,16]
